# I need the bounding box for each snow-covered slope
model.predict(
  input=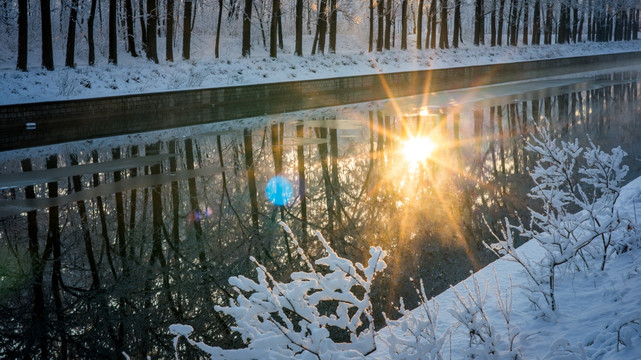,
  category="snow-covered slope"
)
[372,177,641,359]
[1,37,640,105]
